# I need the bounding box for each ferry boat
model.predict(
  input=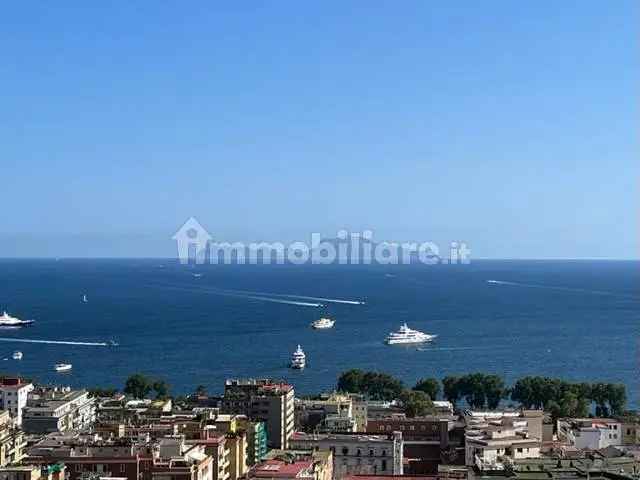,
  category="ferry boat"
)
[0,312,34,327]
[54,363,72,372]
[290,345,306,369]
[311,318,335,329]
[385,323,437,345]
[12,351,22,360]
